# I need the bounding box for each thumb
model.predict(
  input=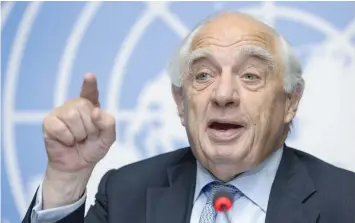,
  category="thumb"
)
[80,73,100,107]
[91,108,116,148]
